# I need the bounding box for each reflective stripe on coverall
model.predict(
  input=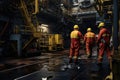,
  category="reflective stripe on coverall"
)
[84,32,96,56]
[97,28,111,63]
[70,30,83,61]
